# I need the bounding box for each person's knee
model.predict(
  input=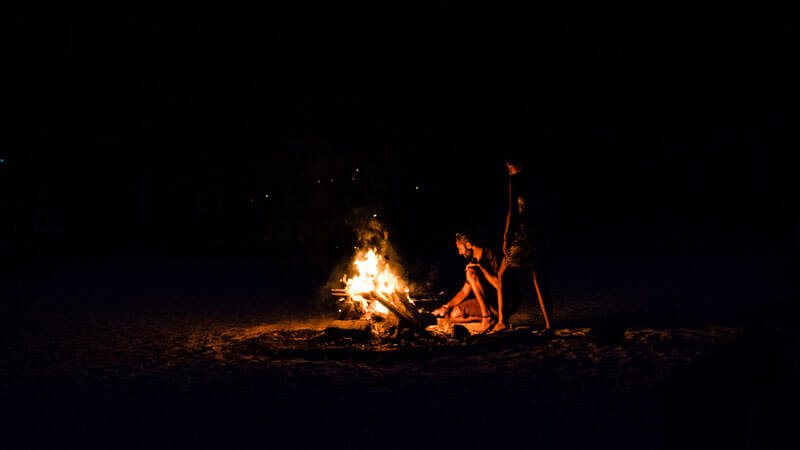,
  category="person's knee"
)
[465,267,479,282]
